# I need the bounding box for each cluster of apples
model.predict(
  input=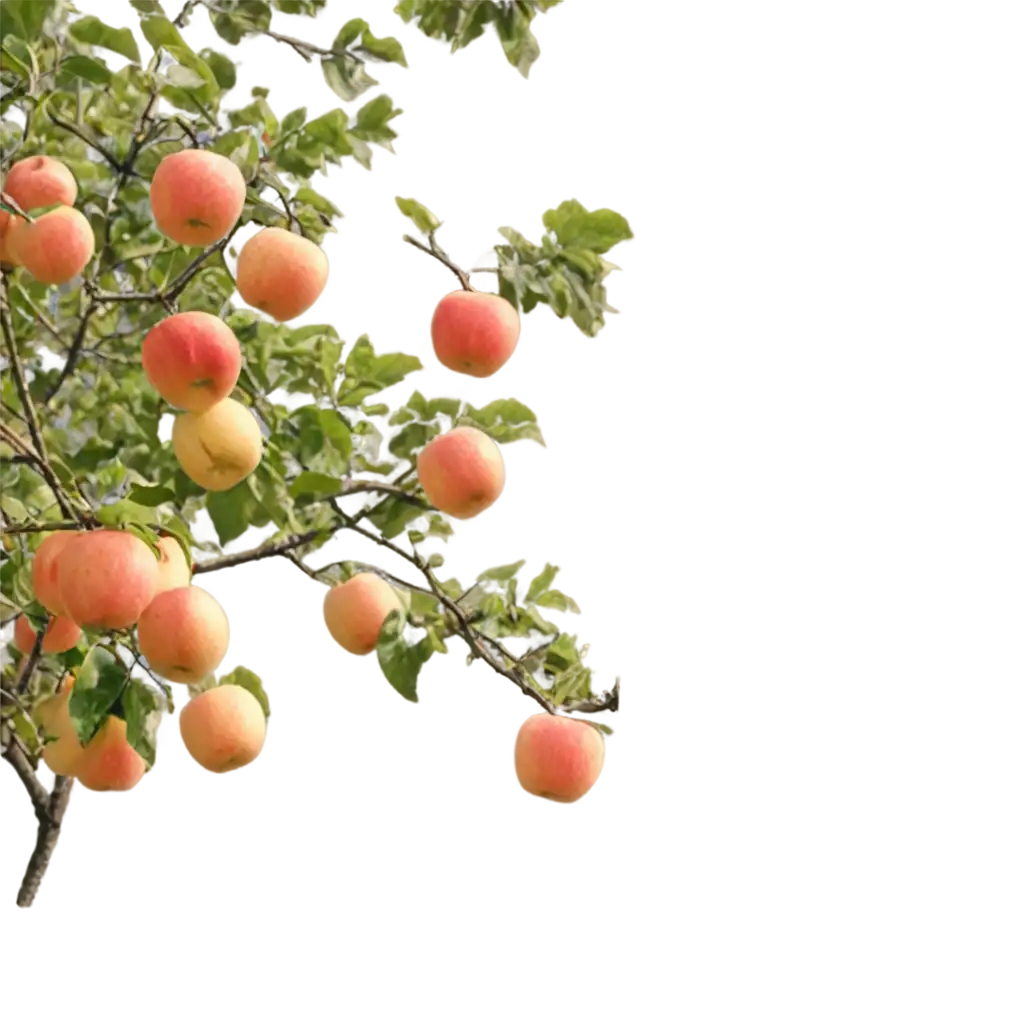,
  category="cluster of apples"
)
[13,527,265,789]
[2,151,517,525]
[0,149,330,307]
[4,145,607,803]
[143,150,331,491]
[317,288,520,656]
[316,283,606,803]
[0,155,95,283]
